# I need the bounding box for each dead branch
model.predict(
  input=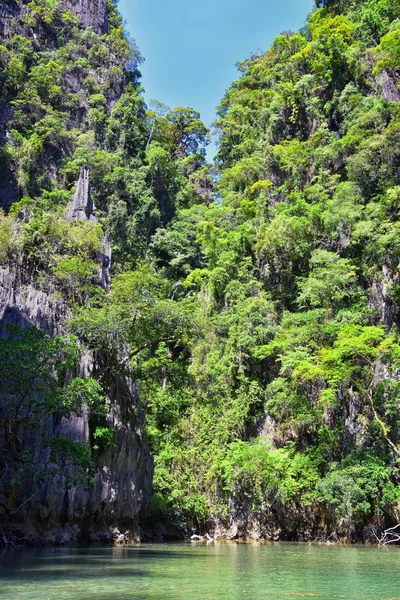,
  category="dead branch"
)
[10,482,49,515]
[367,388,400,458]
[377,524,400,546]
